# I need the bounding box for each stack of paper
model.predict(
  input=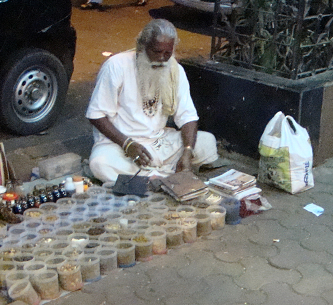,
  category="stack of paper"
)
[208,169,261,200]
